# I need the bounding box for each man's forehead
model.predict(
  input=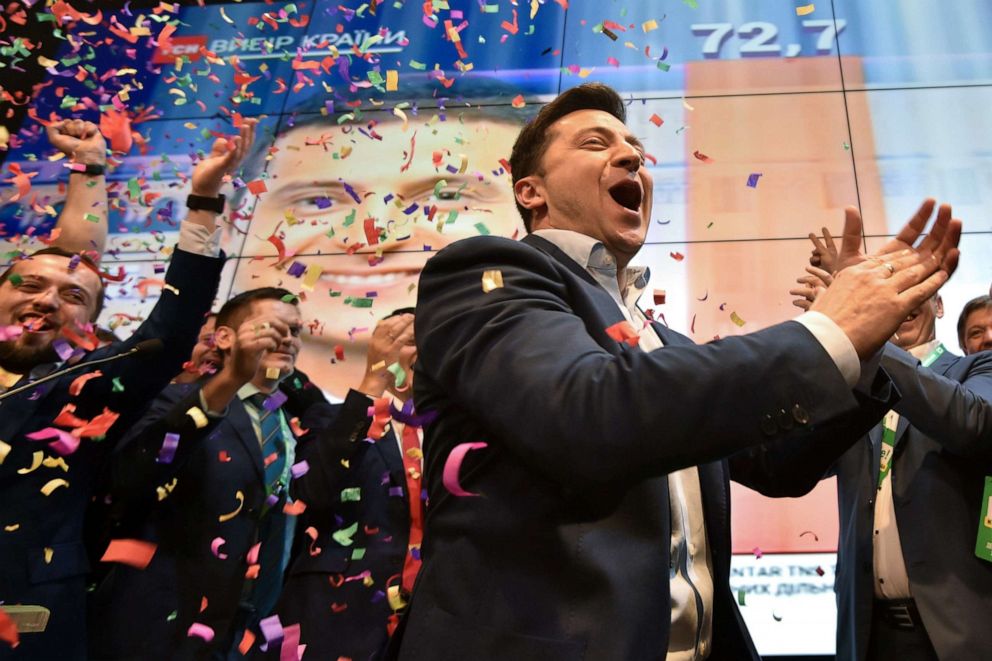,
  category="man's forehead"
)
[552,108,630,135]
[251,297,301,321]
